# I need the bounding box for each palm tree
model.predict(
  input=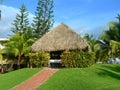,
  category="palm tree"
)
[5,33,34,69]
[99,14,120,43]
[98,14,120,63]
[84,33,97,52]
[109,40,120,58]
